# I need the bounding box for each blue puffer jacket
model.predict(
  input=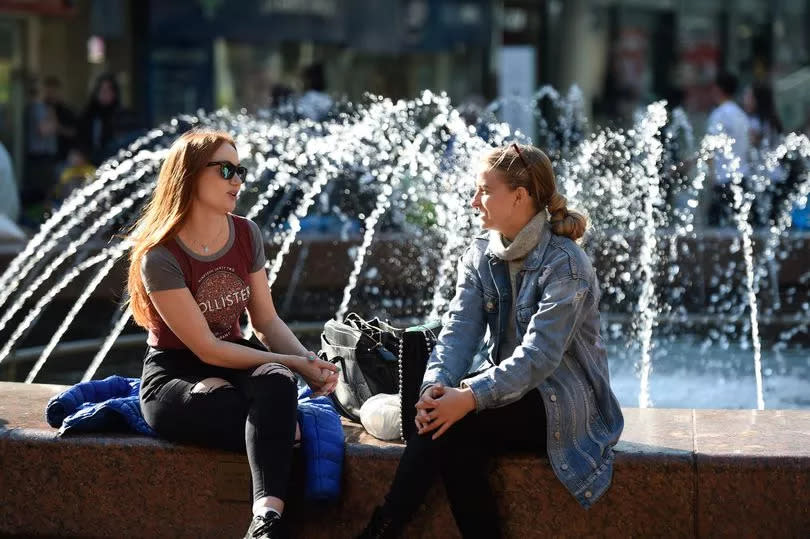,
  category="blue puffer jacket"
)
[45,375,344,501]
[45,376,155,435]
